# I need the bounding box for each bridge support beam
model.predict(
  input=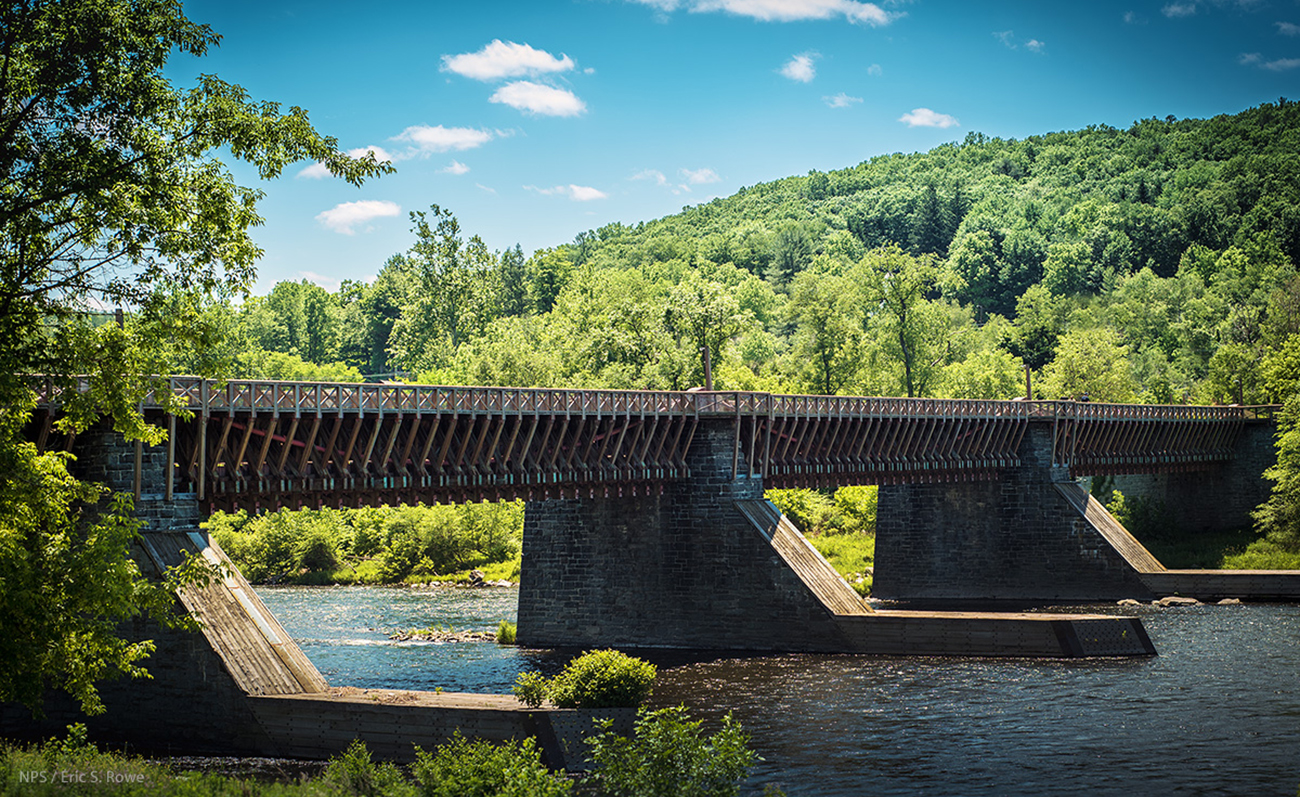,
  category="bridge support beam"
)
[517,420,856,651]
[873,424,1156,603]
